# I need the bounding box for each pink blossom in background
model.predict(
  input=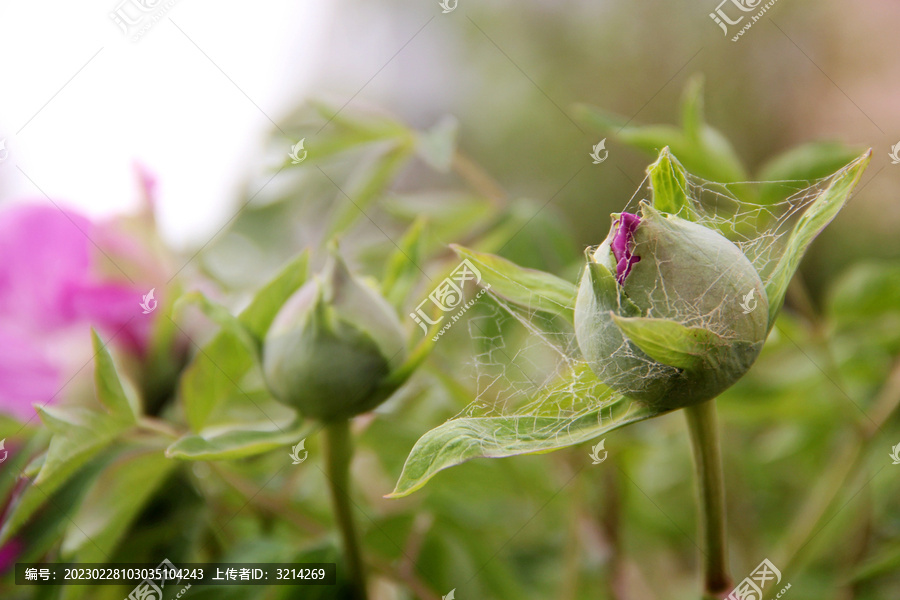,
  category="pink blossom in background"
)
[0,538,22,573]
[0,203,158,422]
